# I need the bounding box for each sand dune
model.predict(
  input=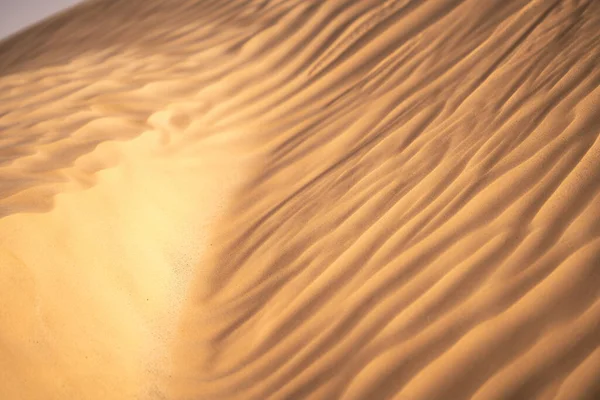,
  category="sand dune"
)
[1,0,599,399]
